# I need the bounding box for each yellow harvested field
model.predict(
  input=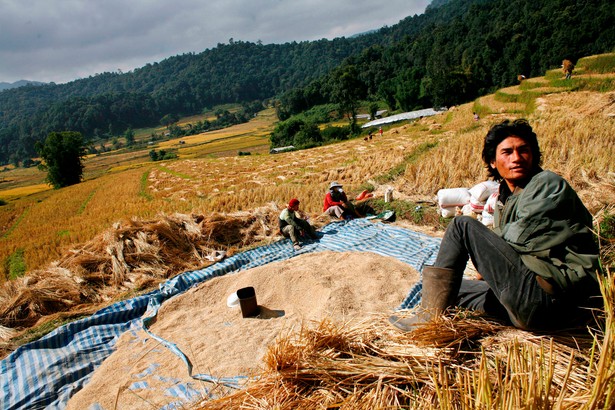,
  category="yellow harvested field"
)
[1,72,614,280]
[0,184,51,200]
